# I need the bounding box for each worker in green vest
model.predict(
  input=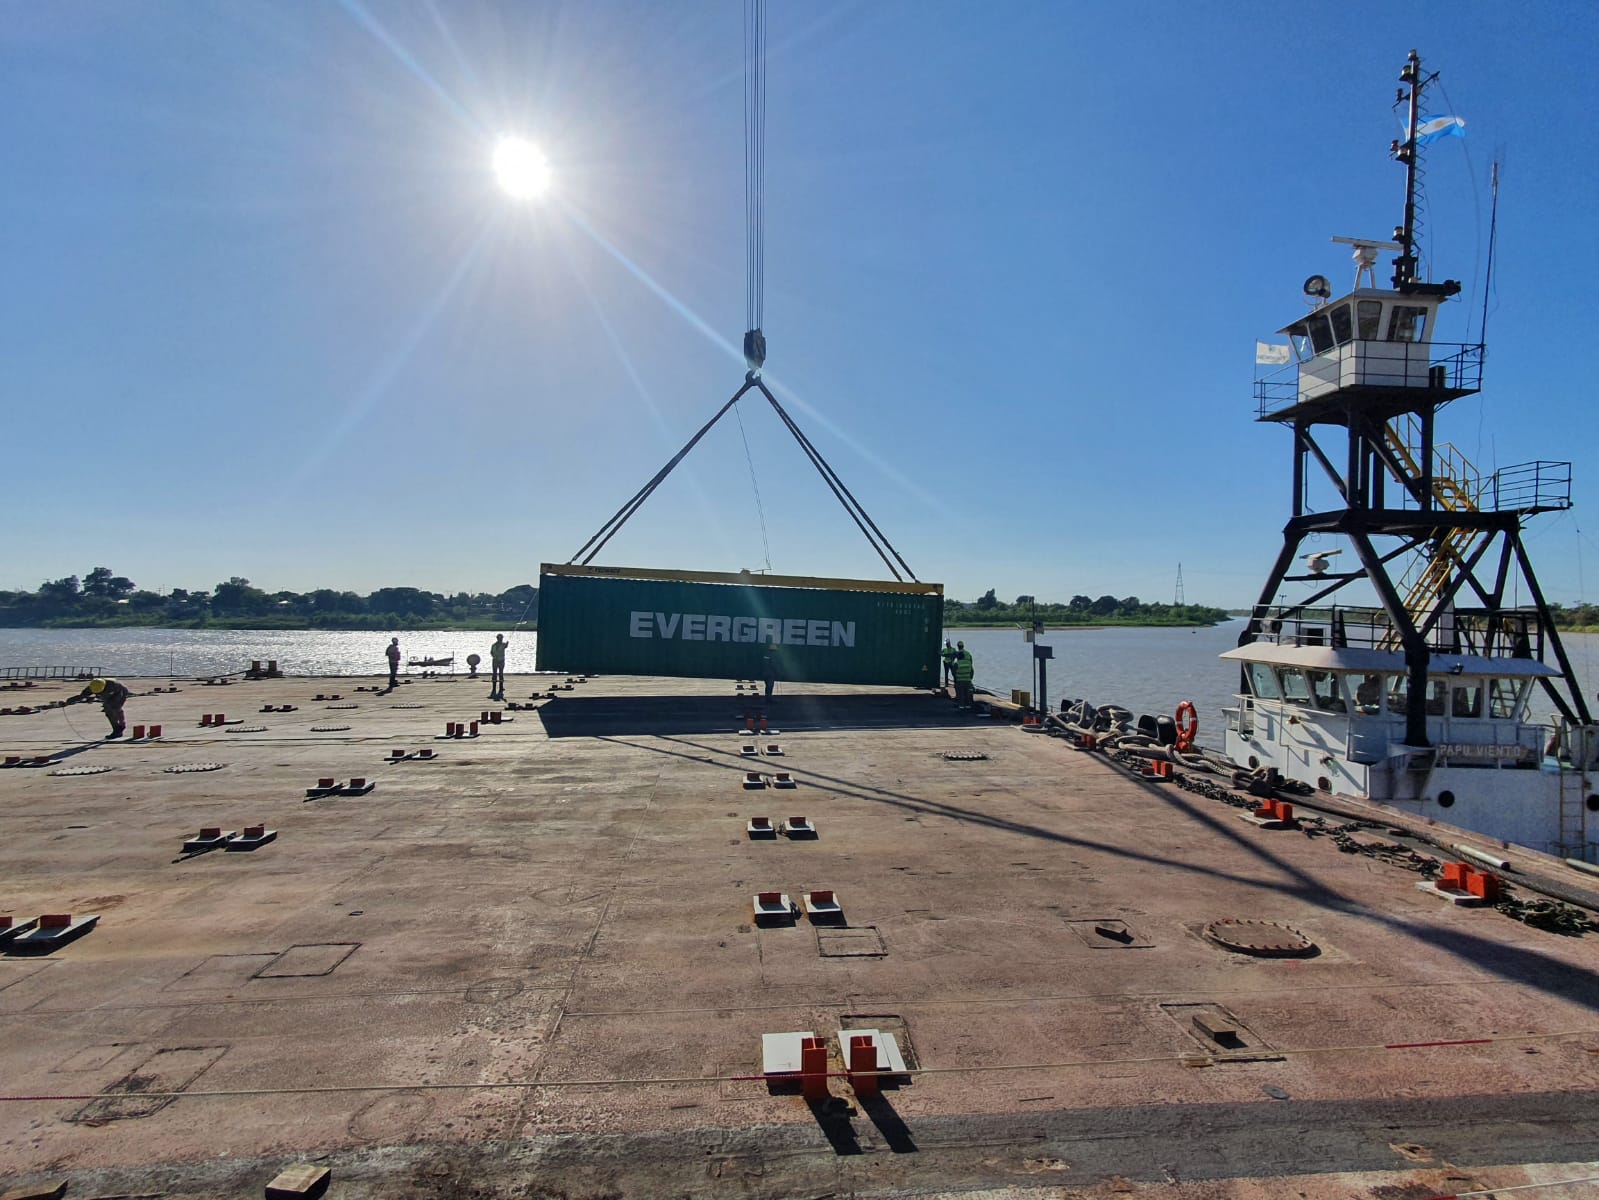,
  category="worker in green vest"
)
[953,641,974,709]
[940,638,958,689]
